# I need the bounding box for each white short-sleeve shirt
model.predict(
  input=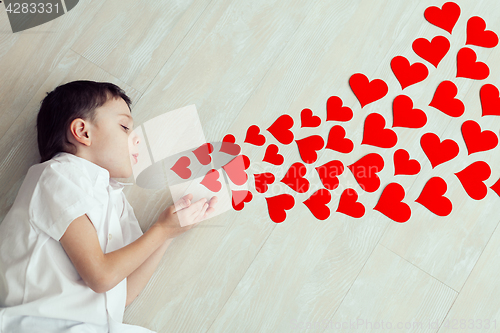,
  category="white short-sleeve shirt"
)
[0,152,157,333]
